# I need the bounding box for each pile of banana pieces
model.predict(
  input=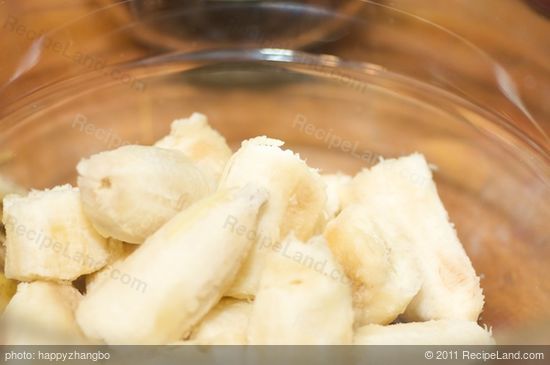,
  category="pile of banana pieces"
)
[0,113,494,345]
